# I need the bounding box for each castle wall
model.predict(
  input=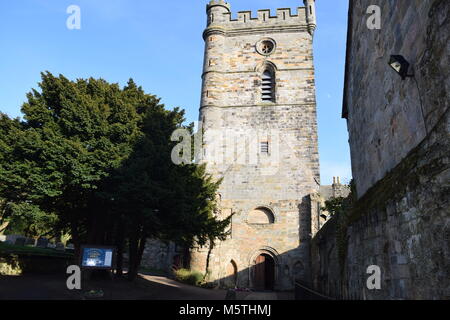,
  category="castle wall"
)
[140,240,180,272]
[343,0,449,197]
[311,108,450,299]
[310,0,449,300]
